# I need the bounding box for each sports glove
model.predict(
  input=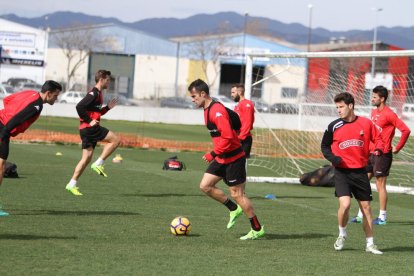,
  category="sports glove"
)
[203,151,217,162]
[331,156,343,166]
